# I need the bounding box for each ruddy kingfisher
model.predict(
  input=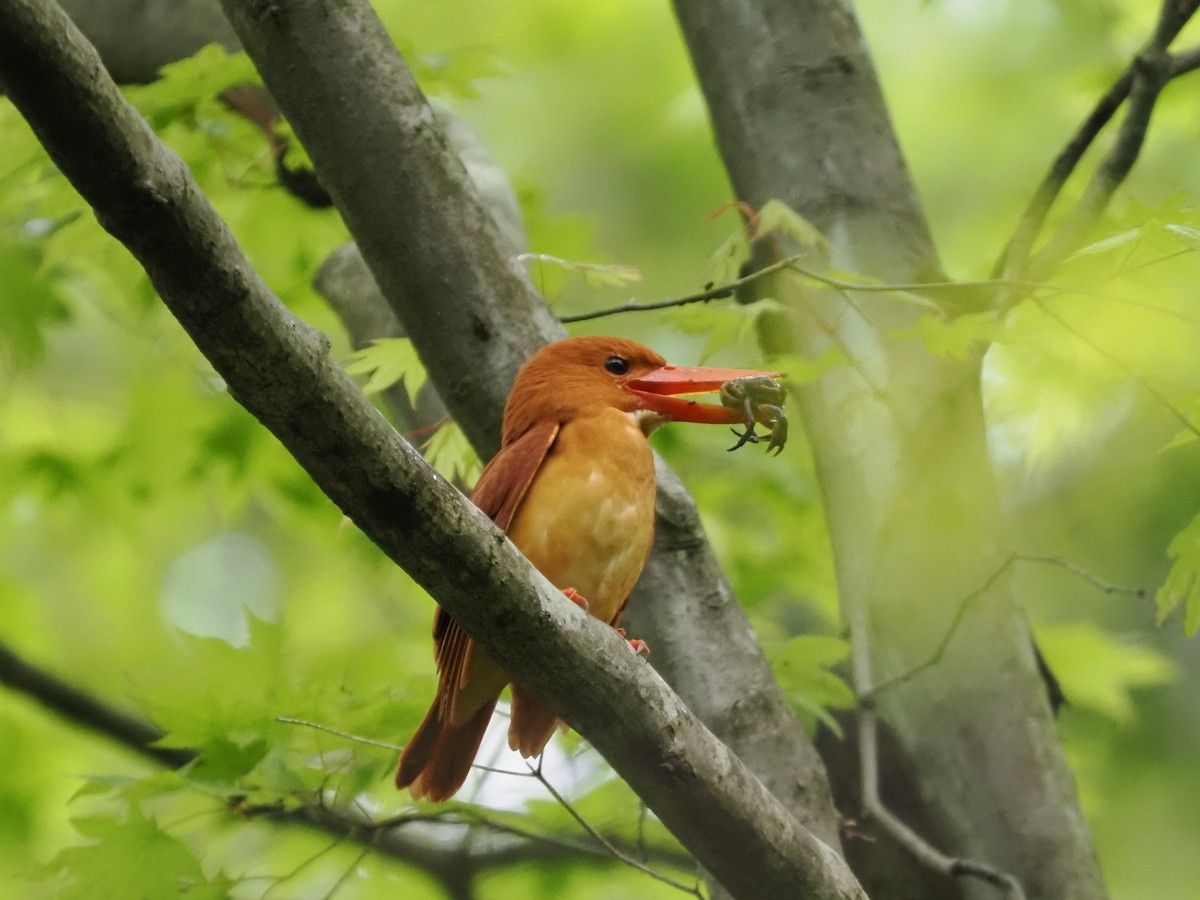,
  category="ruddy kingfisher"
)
[396,336,785,801]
